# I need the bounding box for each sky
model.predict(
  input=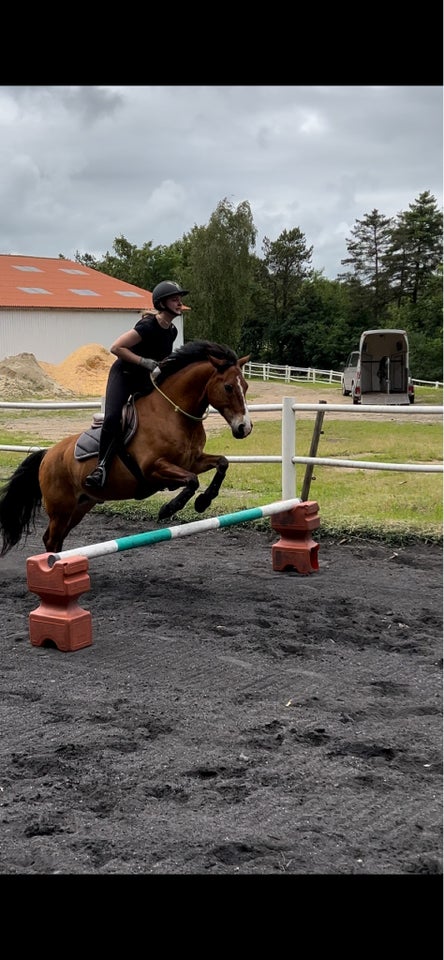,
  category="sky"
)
[0,85,442,281]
